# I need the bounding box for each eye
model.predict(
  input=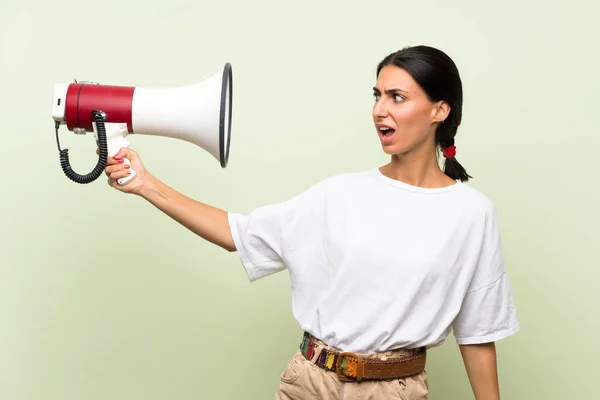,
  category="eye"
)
[394,95,405,102]
[373,93,381,101]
